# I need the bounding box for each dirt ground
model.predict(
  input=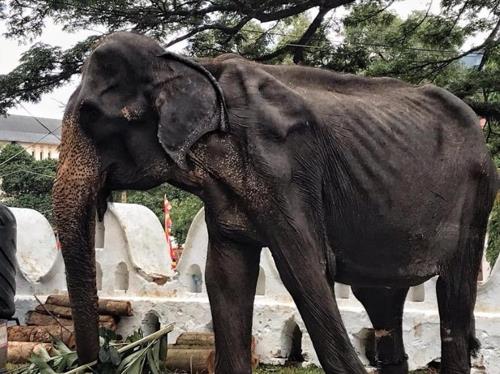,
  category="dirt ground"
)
[254,365,434,373]
[5,363,436,373]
